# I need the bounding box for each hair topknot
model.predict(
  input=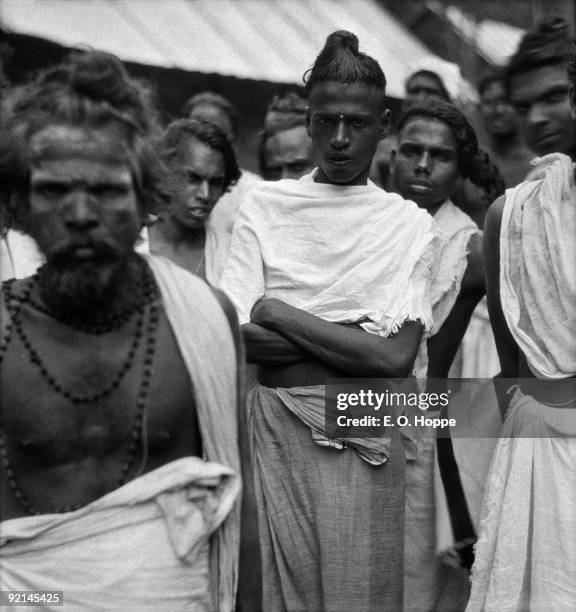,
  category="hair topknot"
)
[506,16,572,84]
[304,29,386,93]
[327,30,359,54]
[0,49,169,228]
